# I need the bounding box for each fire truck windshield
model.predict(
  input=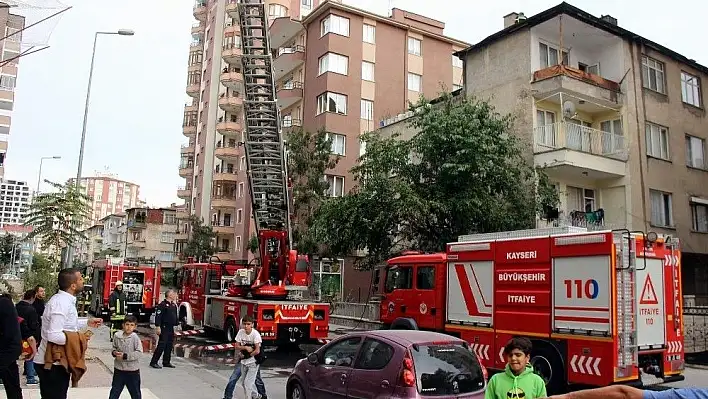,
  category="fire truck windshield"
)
[384,265,413,293]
